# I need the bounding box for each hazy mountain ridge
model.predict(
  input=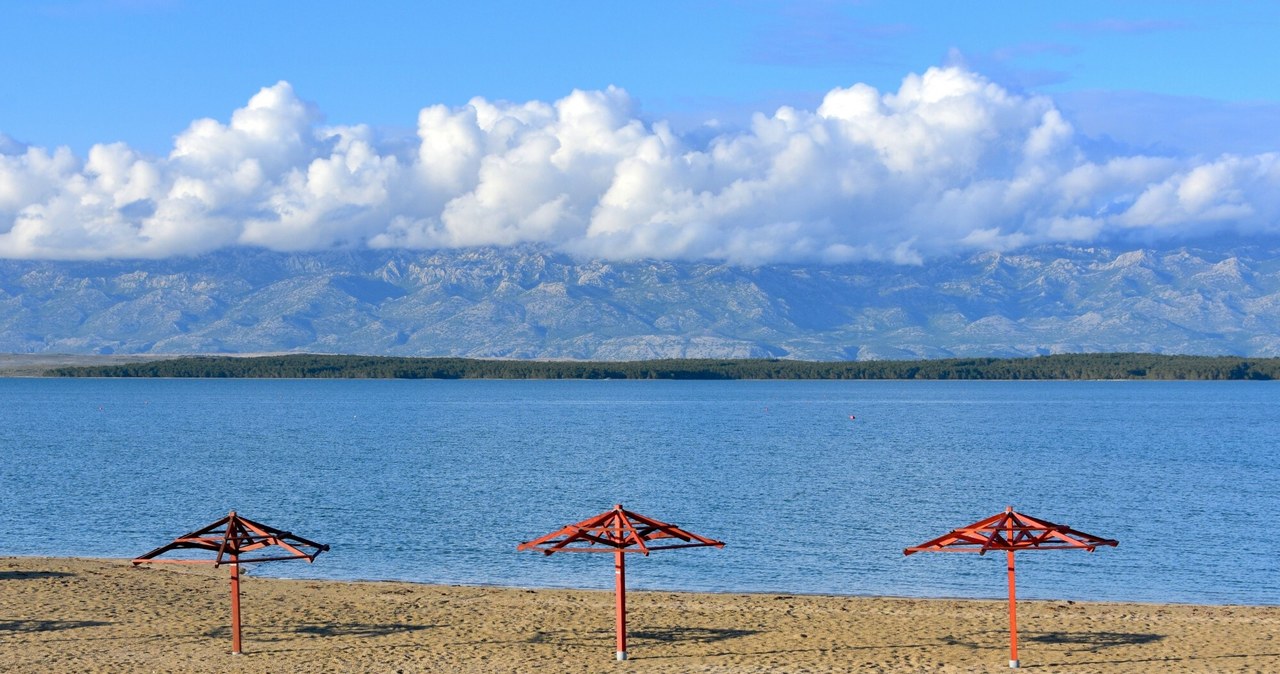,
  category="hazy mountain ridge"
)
[2,243,1278,360]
